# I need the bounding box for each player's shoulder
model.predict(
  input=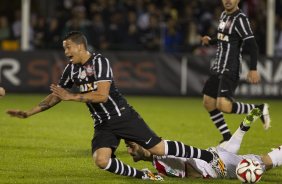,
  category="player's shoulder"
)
[92,52,106,61]
[62,62,73,71]
[235,9,248,19]
[59,62,72,77]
